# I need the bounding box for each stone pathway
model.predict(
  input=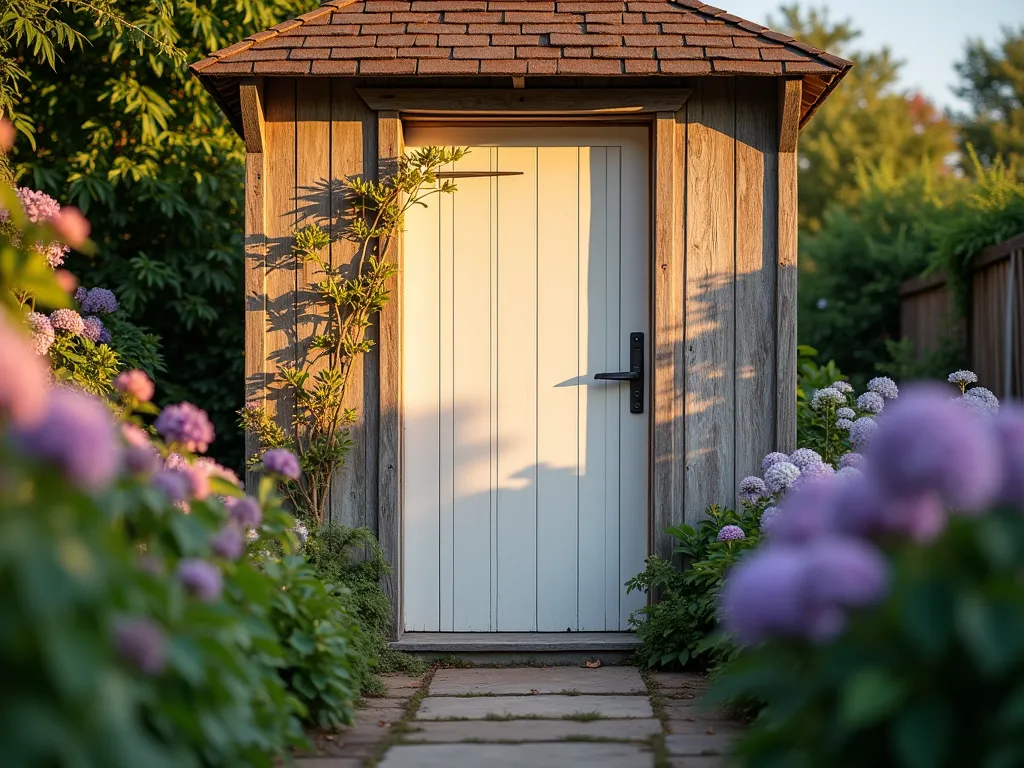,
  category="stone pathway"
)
[296,666,742,768]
